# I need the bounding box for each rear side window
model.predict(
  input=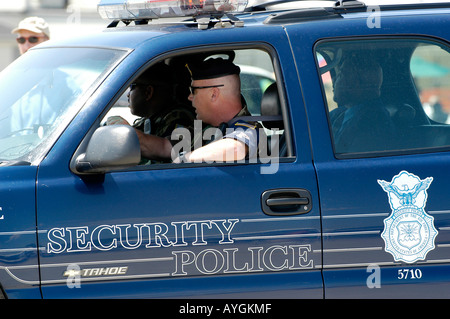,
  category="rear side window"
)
[412,44,450,124]
[316,38,450,158]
